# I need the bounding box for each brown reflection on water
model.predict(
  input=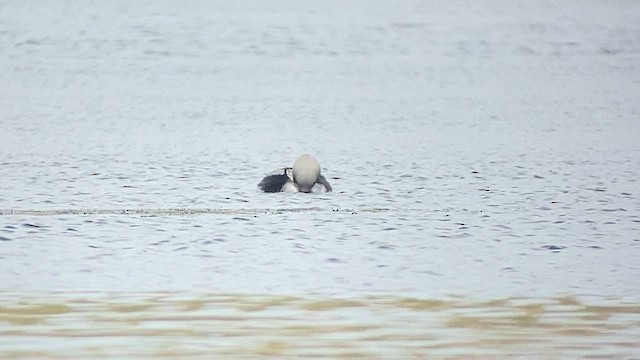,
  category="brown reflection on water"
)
[0,293,638,359]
